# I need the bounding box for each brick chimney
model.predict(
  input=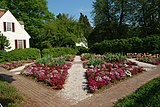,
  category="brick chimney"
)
[0,9,5,17]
